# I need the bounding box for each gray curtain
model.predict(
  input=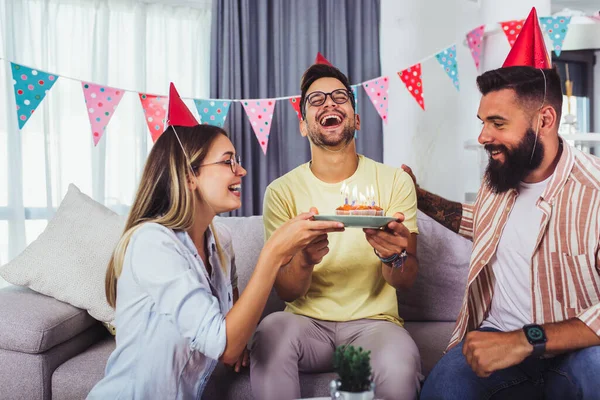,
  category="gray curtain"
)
[210,0,382,216]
